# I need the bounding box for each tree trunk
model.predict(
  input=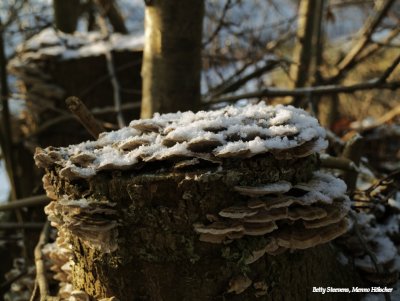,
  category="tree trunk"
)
[290,0,317,108]
[53,0,80,33]
[47,154,364,301]
[311,0,325,116]
[96,0,128,34]
[140,0,203,118]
